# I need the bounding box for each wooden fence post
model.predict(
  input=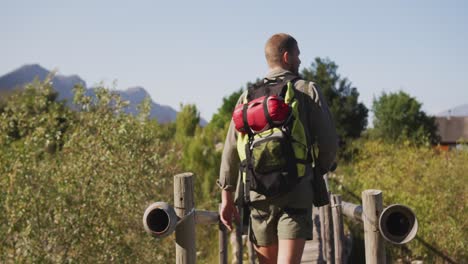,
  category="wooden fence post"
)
[322,202,334,263]
[219,204,228,264]
[319,206,326,260]
[362,189,386,264]
[331,194,345,264]
[174,173,196,264]
[235,214,243,264]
